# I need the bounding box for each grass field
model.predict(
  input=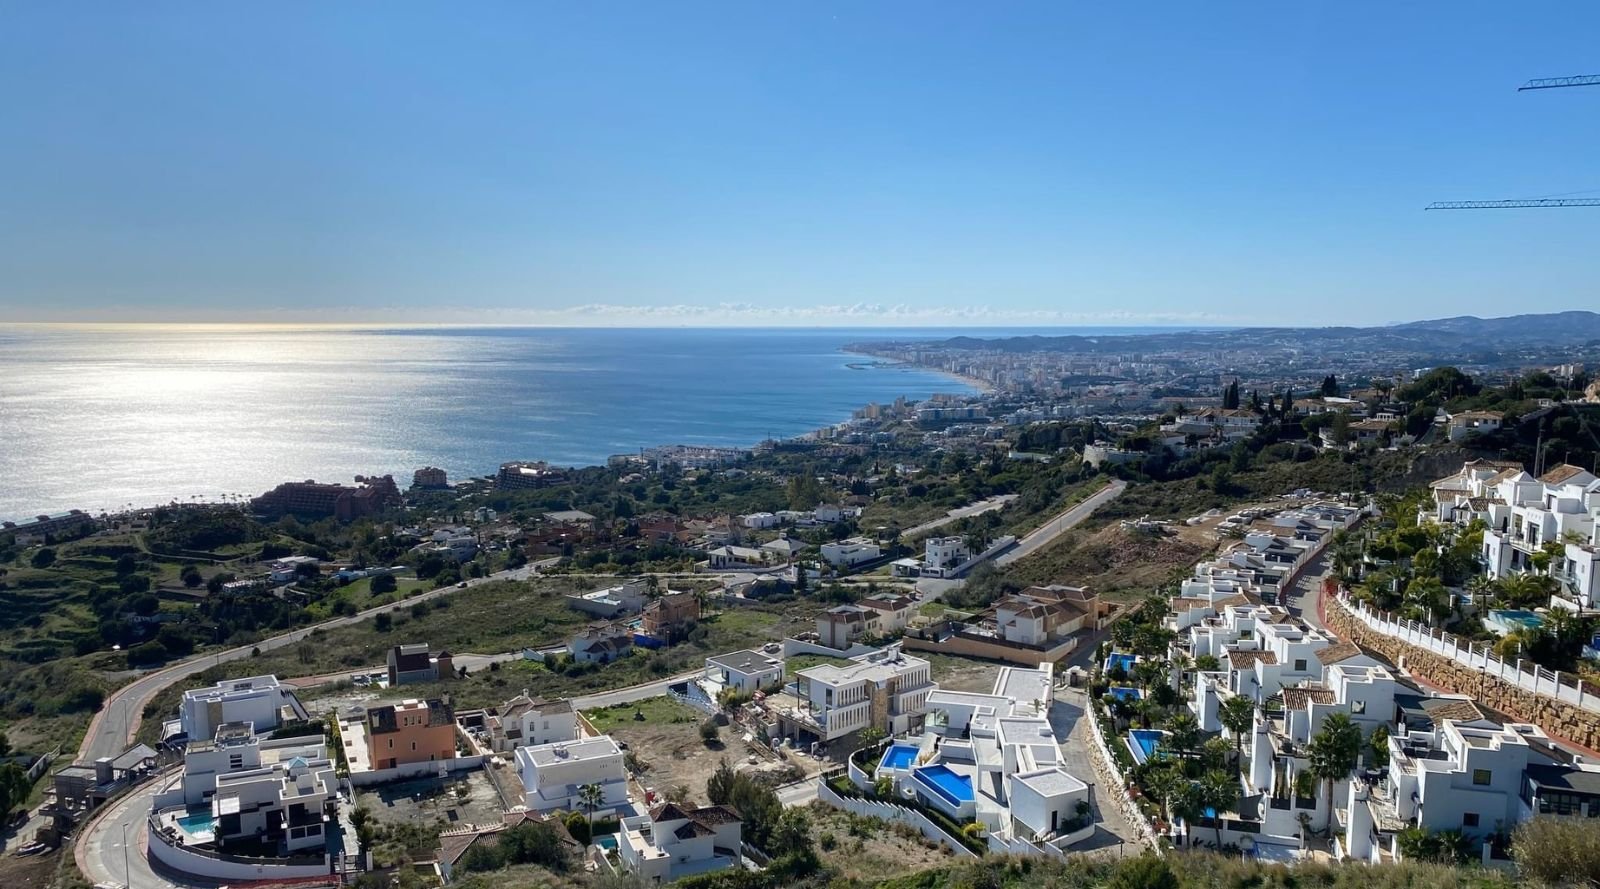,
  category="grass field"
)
[582,696,700,734]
